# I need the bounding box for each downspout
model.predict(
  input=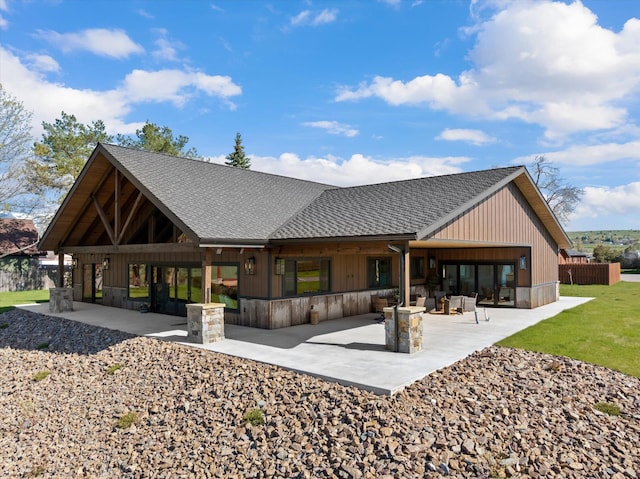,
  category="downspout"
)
[388,244,404,353]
